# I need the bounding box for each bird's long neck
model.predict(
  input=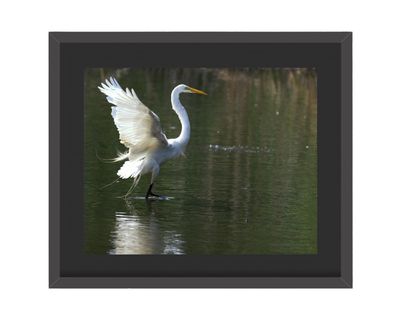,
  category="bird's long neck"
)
[171,88,190,148]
